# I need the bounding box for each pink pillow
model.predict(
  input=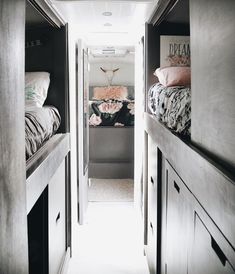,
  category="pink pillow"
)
[93,86,128,100]
[154,67,191,87]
